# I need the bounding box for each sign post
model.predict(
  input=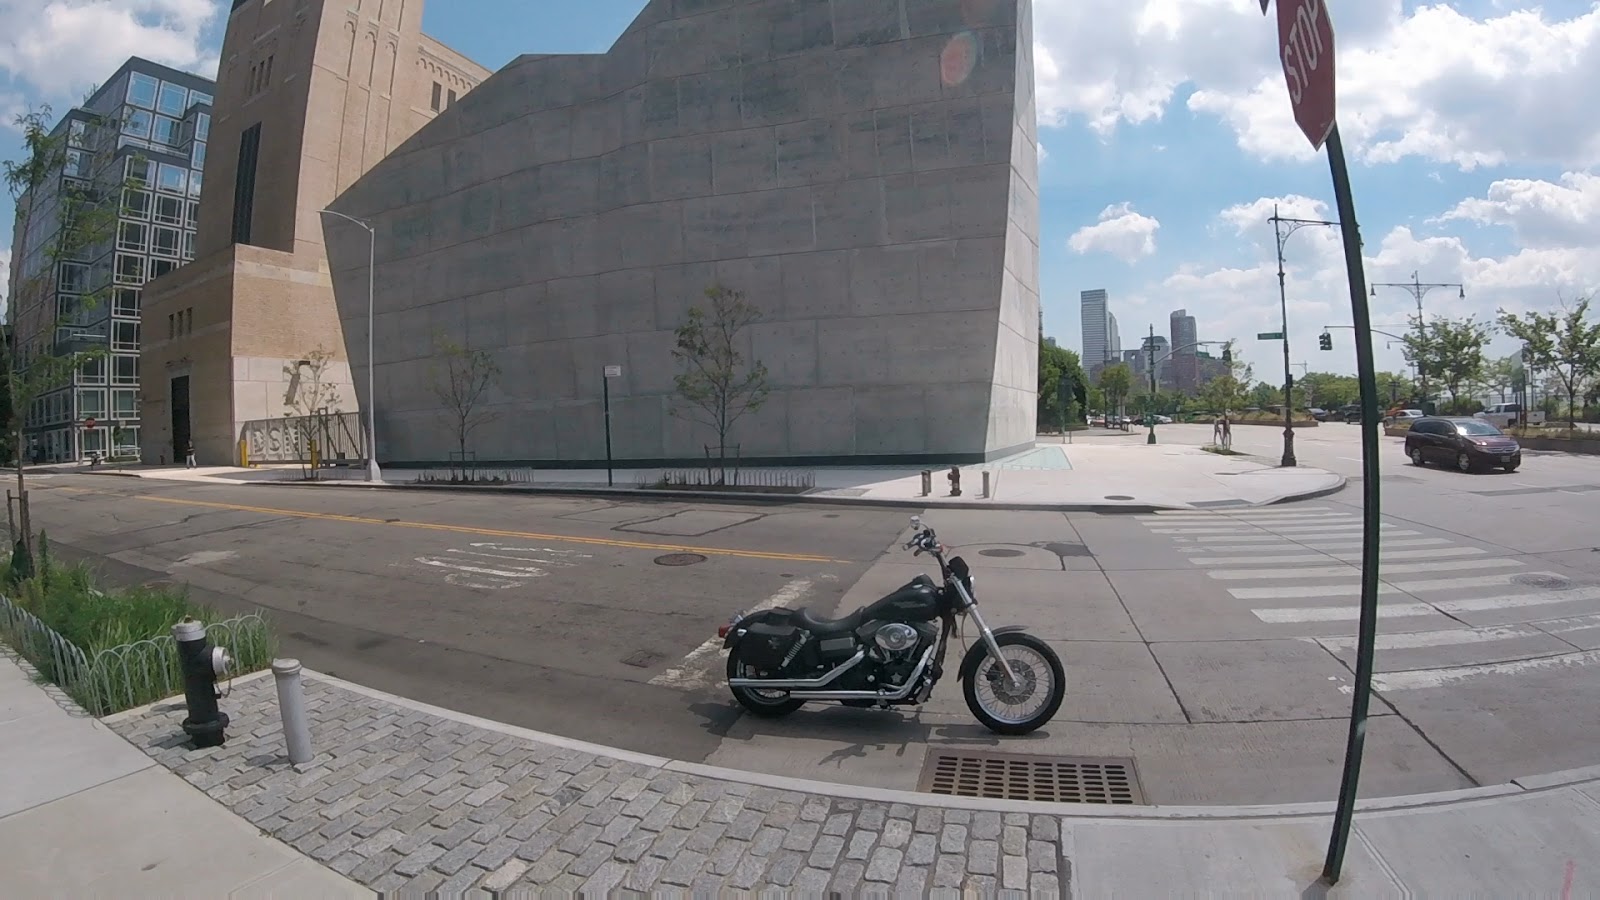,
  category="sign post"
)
[1262,0,1381,883]
[602,365,621,487]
